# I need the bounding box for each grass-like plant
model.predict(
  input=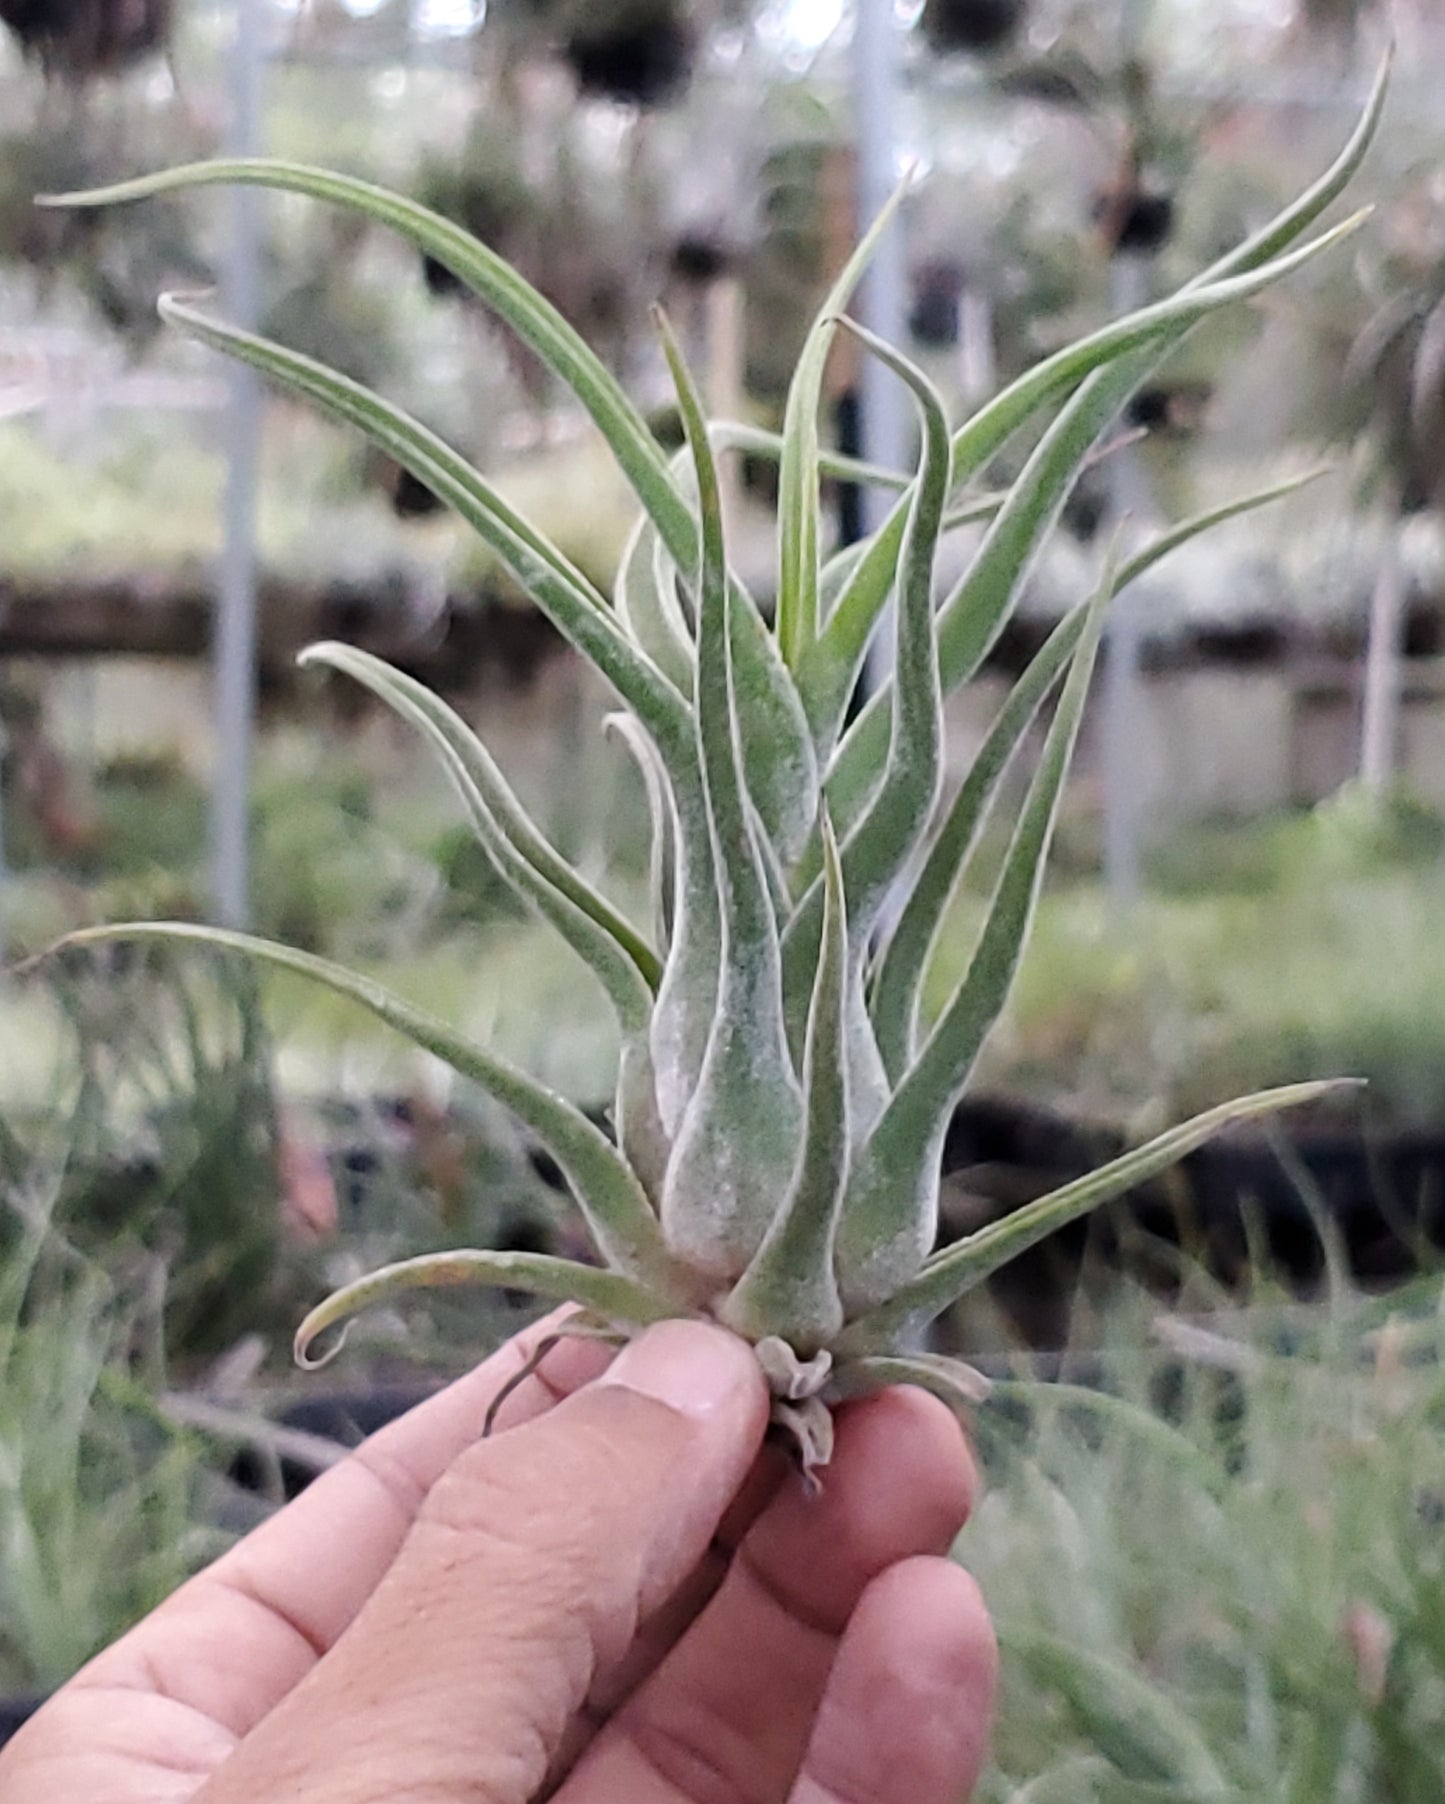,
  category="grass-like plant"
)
[0,1180,226,1693]
[37,60,1385,1477]
[968,1270,1445,1800]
